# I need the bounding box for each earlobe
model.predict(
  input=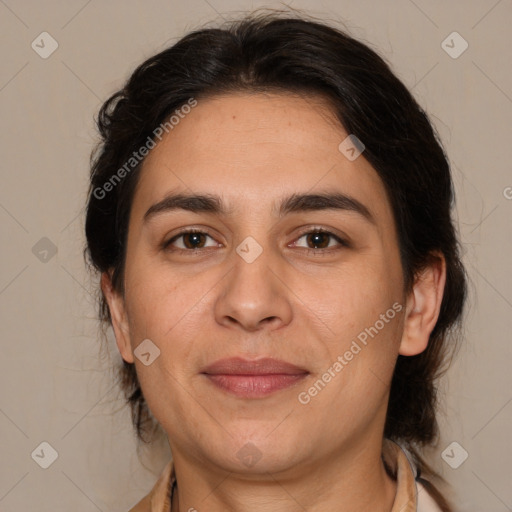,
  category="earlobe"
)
[399,255,446,356]
[101,272,134,363]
